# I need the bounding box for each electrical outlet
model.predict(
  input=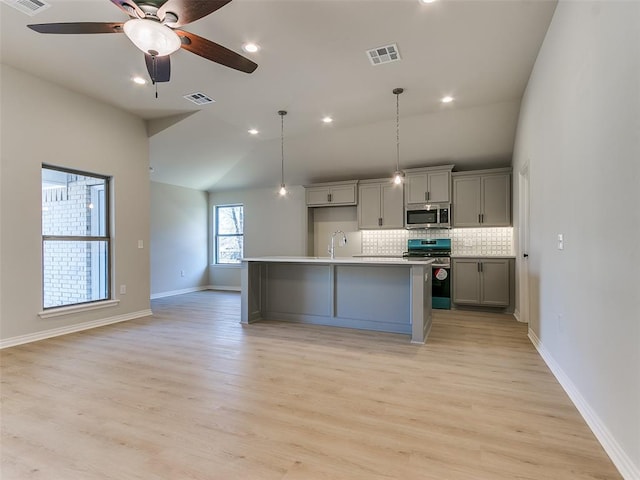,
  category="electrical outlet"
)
[138,240,144,249]
[557,234,564,250]
[180,270,185,277]
[120,285,126,294]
